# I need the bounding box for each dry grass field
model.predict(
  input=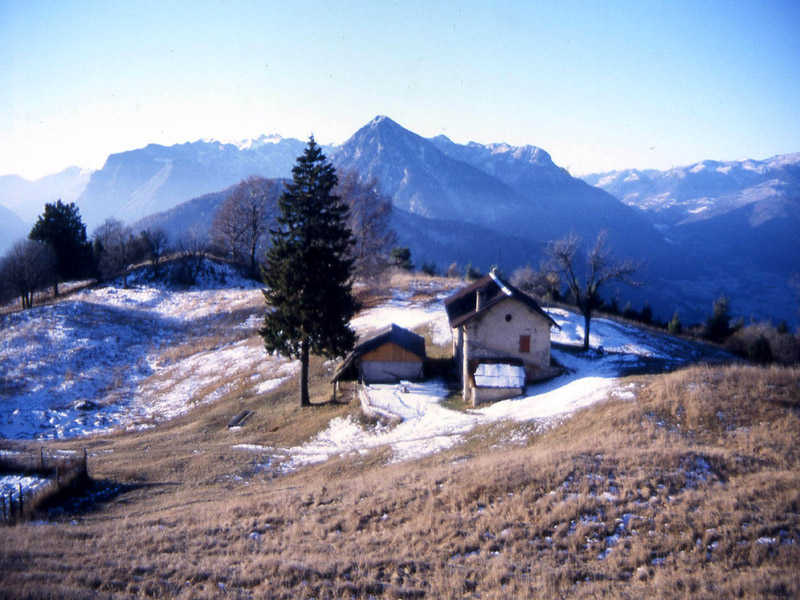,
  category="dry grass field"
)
[1,358,798,599]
